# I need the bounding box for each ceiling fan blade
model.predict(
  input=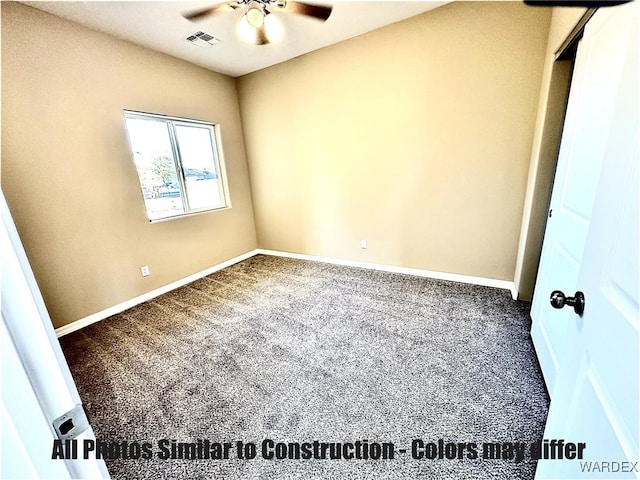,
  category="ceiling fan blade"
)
[278,1,332,21]
[183,2,240,21]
